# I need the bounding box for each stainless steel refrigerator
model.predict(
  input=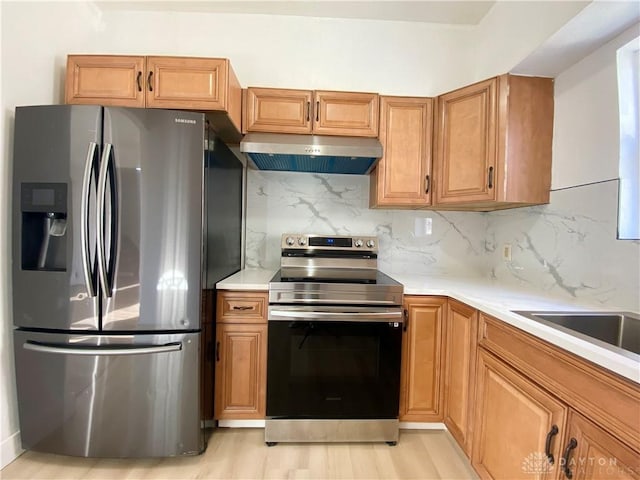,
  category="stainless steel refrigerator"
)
[12,105,242,457]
